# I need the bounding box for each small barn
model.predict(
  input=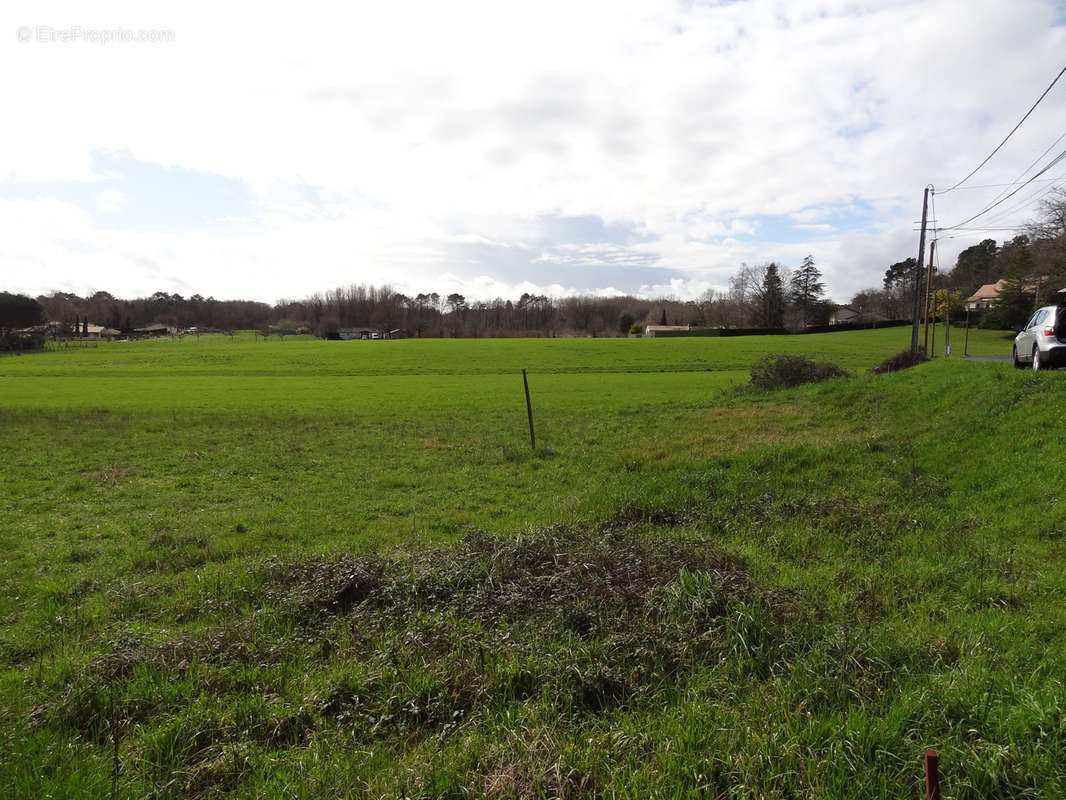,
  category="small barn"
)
[338,327,379,340]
